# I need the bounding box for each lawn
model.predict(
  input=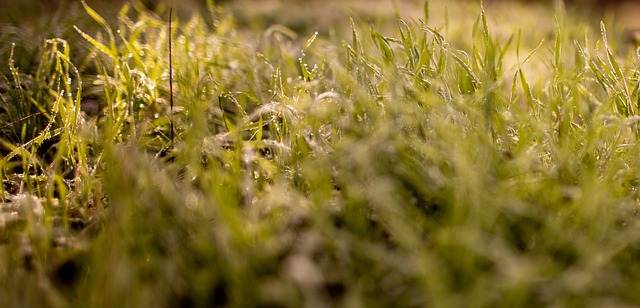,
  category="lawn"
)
[2,0,640,306]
